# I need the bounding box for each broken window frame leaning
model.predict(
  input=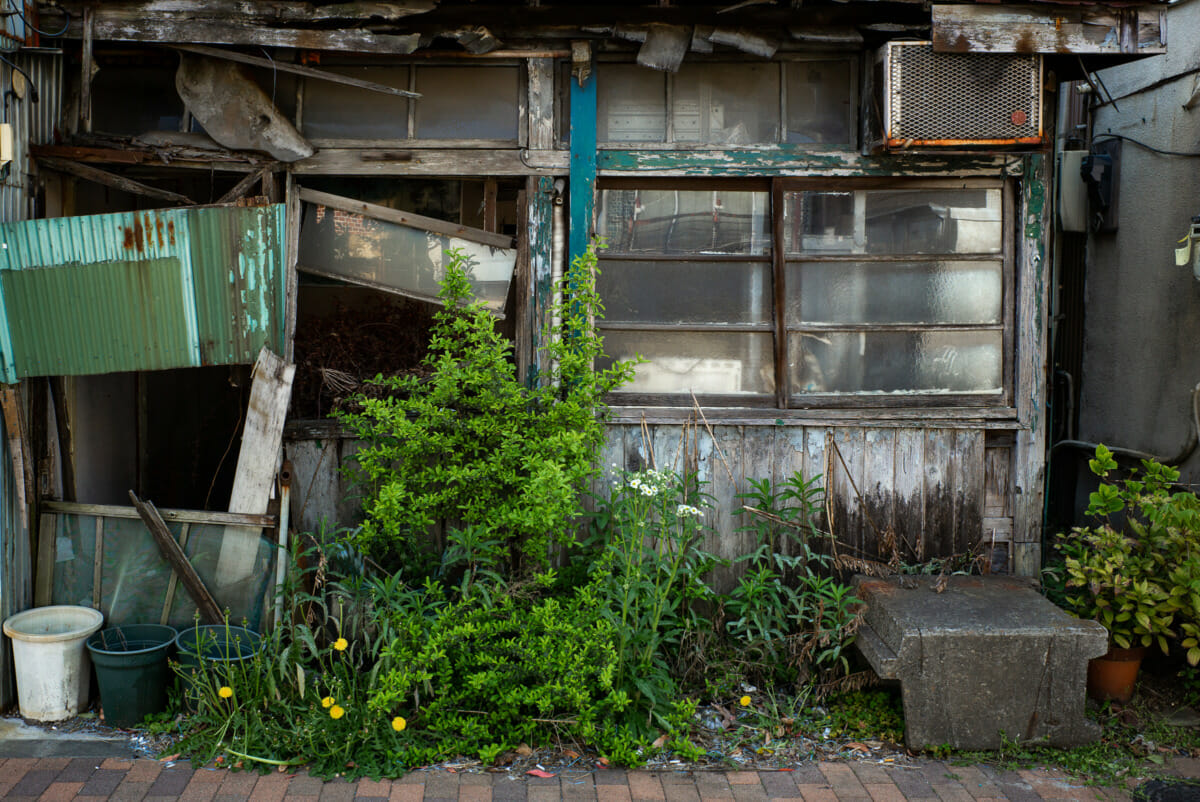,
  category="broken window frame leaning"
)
[595,176,1015,410]
[294,187,518,316]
